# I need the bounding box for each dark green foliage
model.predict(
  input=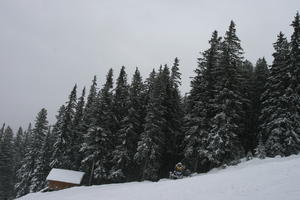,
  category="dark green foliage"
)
[81,69,114,184]
[51,85,77,169]
[29,108,49,192]
[252,58,269,148]
[0,126,15,200]
[209,21,245,164]
[72,87,86,170]
[110,68,145,182]
[260,31,300,157]
[240,60,255,153]
[134,68,166,181]
[184,30,222,172]
[15,124,32,197]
